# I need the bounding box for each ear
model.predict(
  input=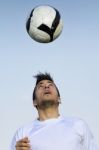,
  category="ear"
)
[33,99,37,107]
[58,97,61,103]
